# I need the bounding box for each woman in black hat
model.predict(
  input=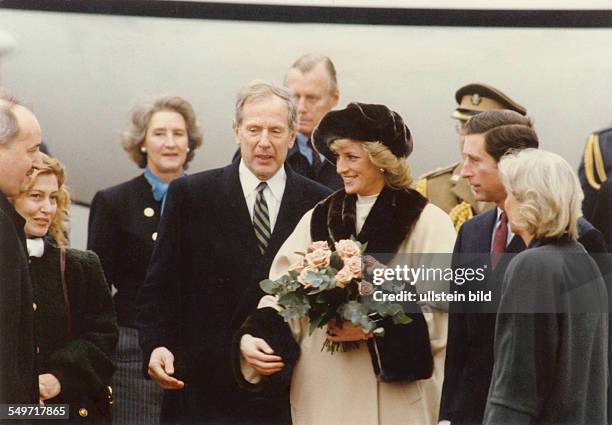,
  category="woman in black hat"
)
[235,103,456,425]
